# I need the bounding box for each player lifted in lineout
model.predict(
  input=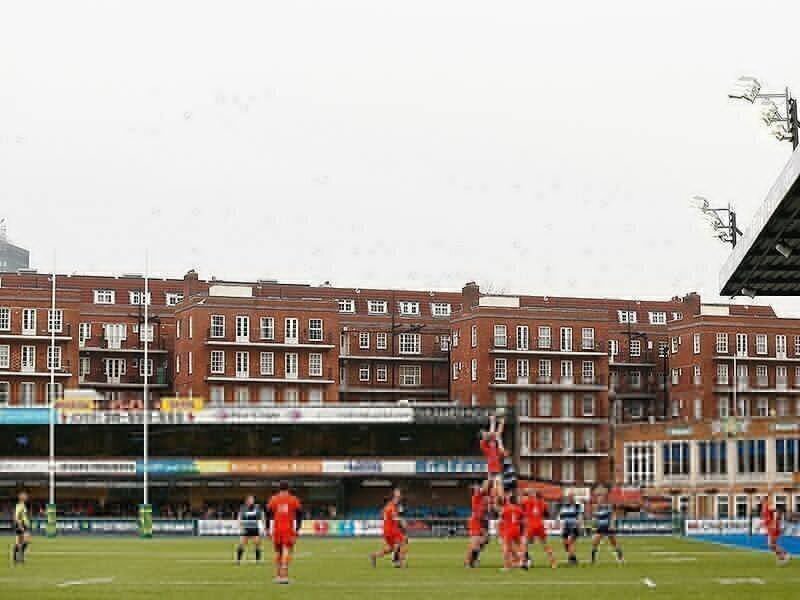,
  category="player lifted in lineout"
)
[236,495,264,564]
[520,489,557,569]
[761,497,791,566]
[12,491,31,565]
[464,482,490,568]
[370,488,409,568]
[479,415,505,502]
[266,481,303,584]
[588,487,624,565]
